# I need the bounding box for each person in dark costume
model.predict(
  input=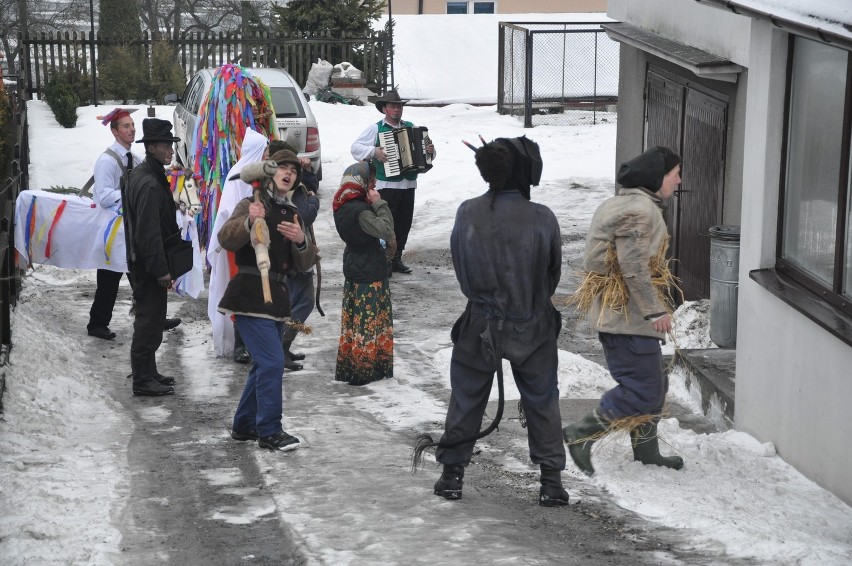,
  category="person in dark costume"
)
[332,162,395,386]
[124,119,182,396]
[422,136,570,507]
[217,150,316,450]
[562,146,685,476]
